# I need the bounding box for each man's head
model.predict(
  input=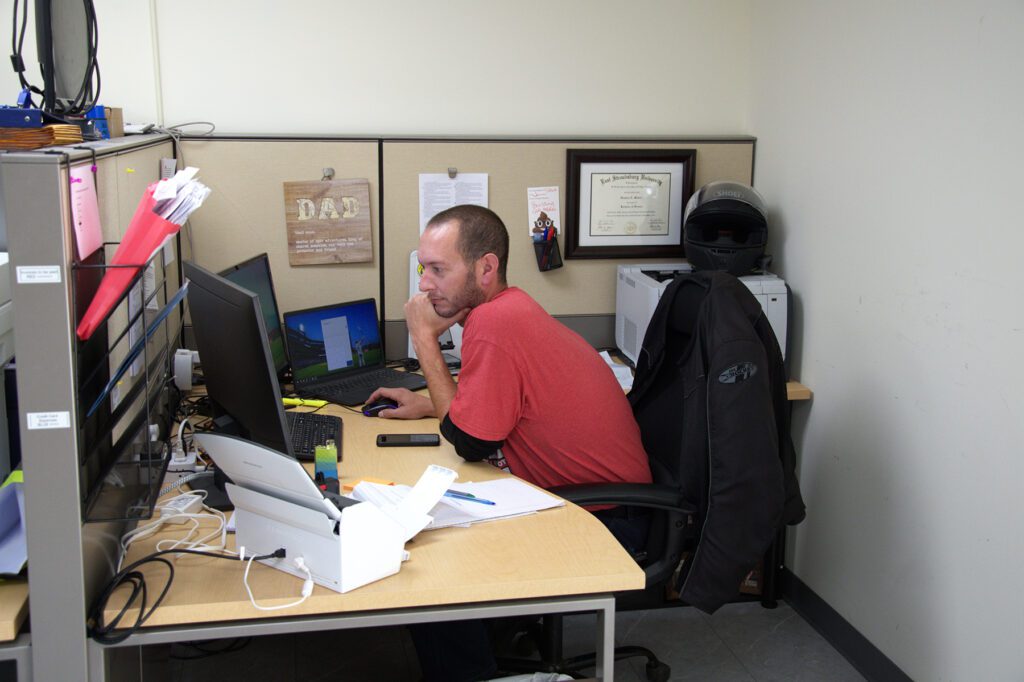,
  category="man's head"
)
[418,205,509,317]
